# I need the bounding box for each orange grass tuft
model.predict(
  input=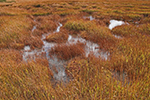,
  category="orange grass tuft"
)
[112,25,138,37]
[36,16,57,33]
[45,28,69,43]
[49,42,85,60]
